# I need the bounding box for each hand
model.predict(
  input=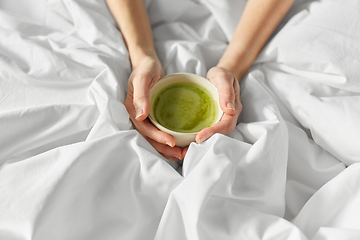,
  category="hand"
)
[124,56,184,162]
[194,66,242,145]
